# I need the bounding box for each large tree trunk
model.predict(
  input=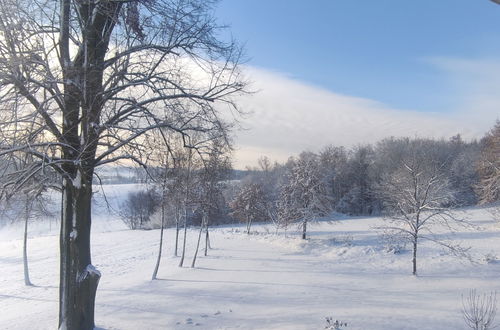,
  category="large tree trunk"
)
[23,197,32,286]
[59,175,100,330]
